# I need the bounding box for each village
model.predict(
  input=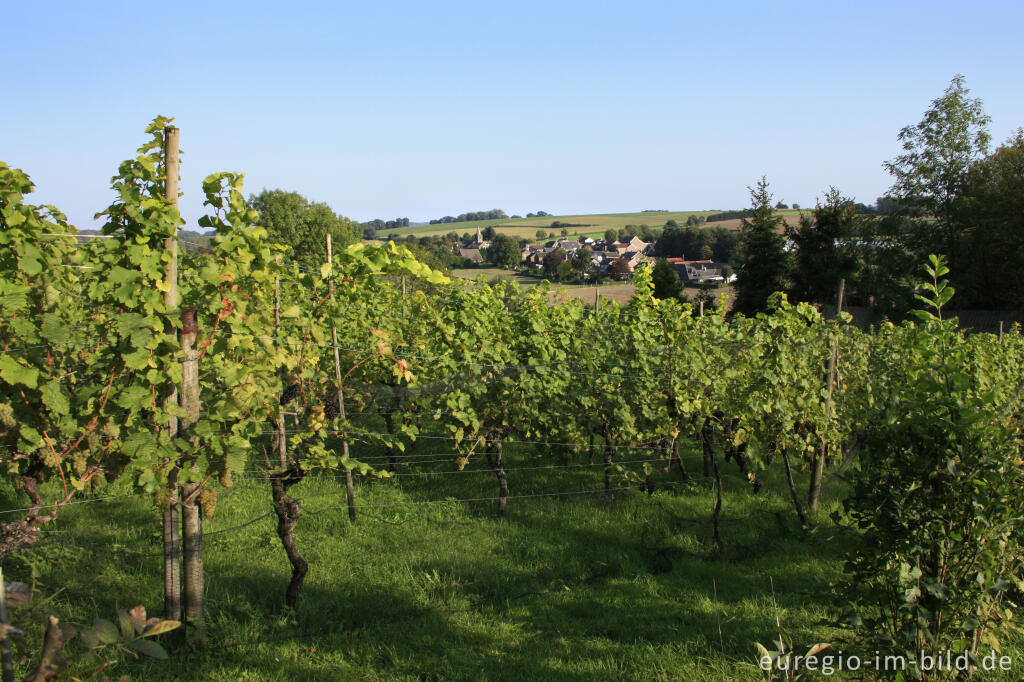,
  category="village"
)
[454,227,738,285]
